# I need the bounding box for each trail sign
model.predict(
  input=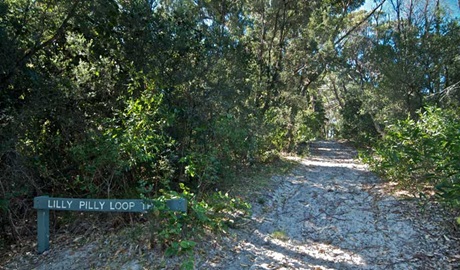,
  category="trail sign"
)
[33,196,187,253]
